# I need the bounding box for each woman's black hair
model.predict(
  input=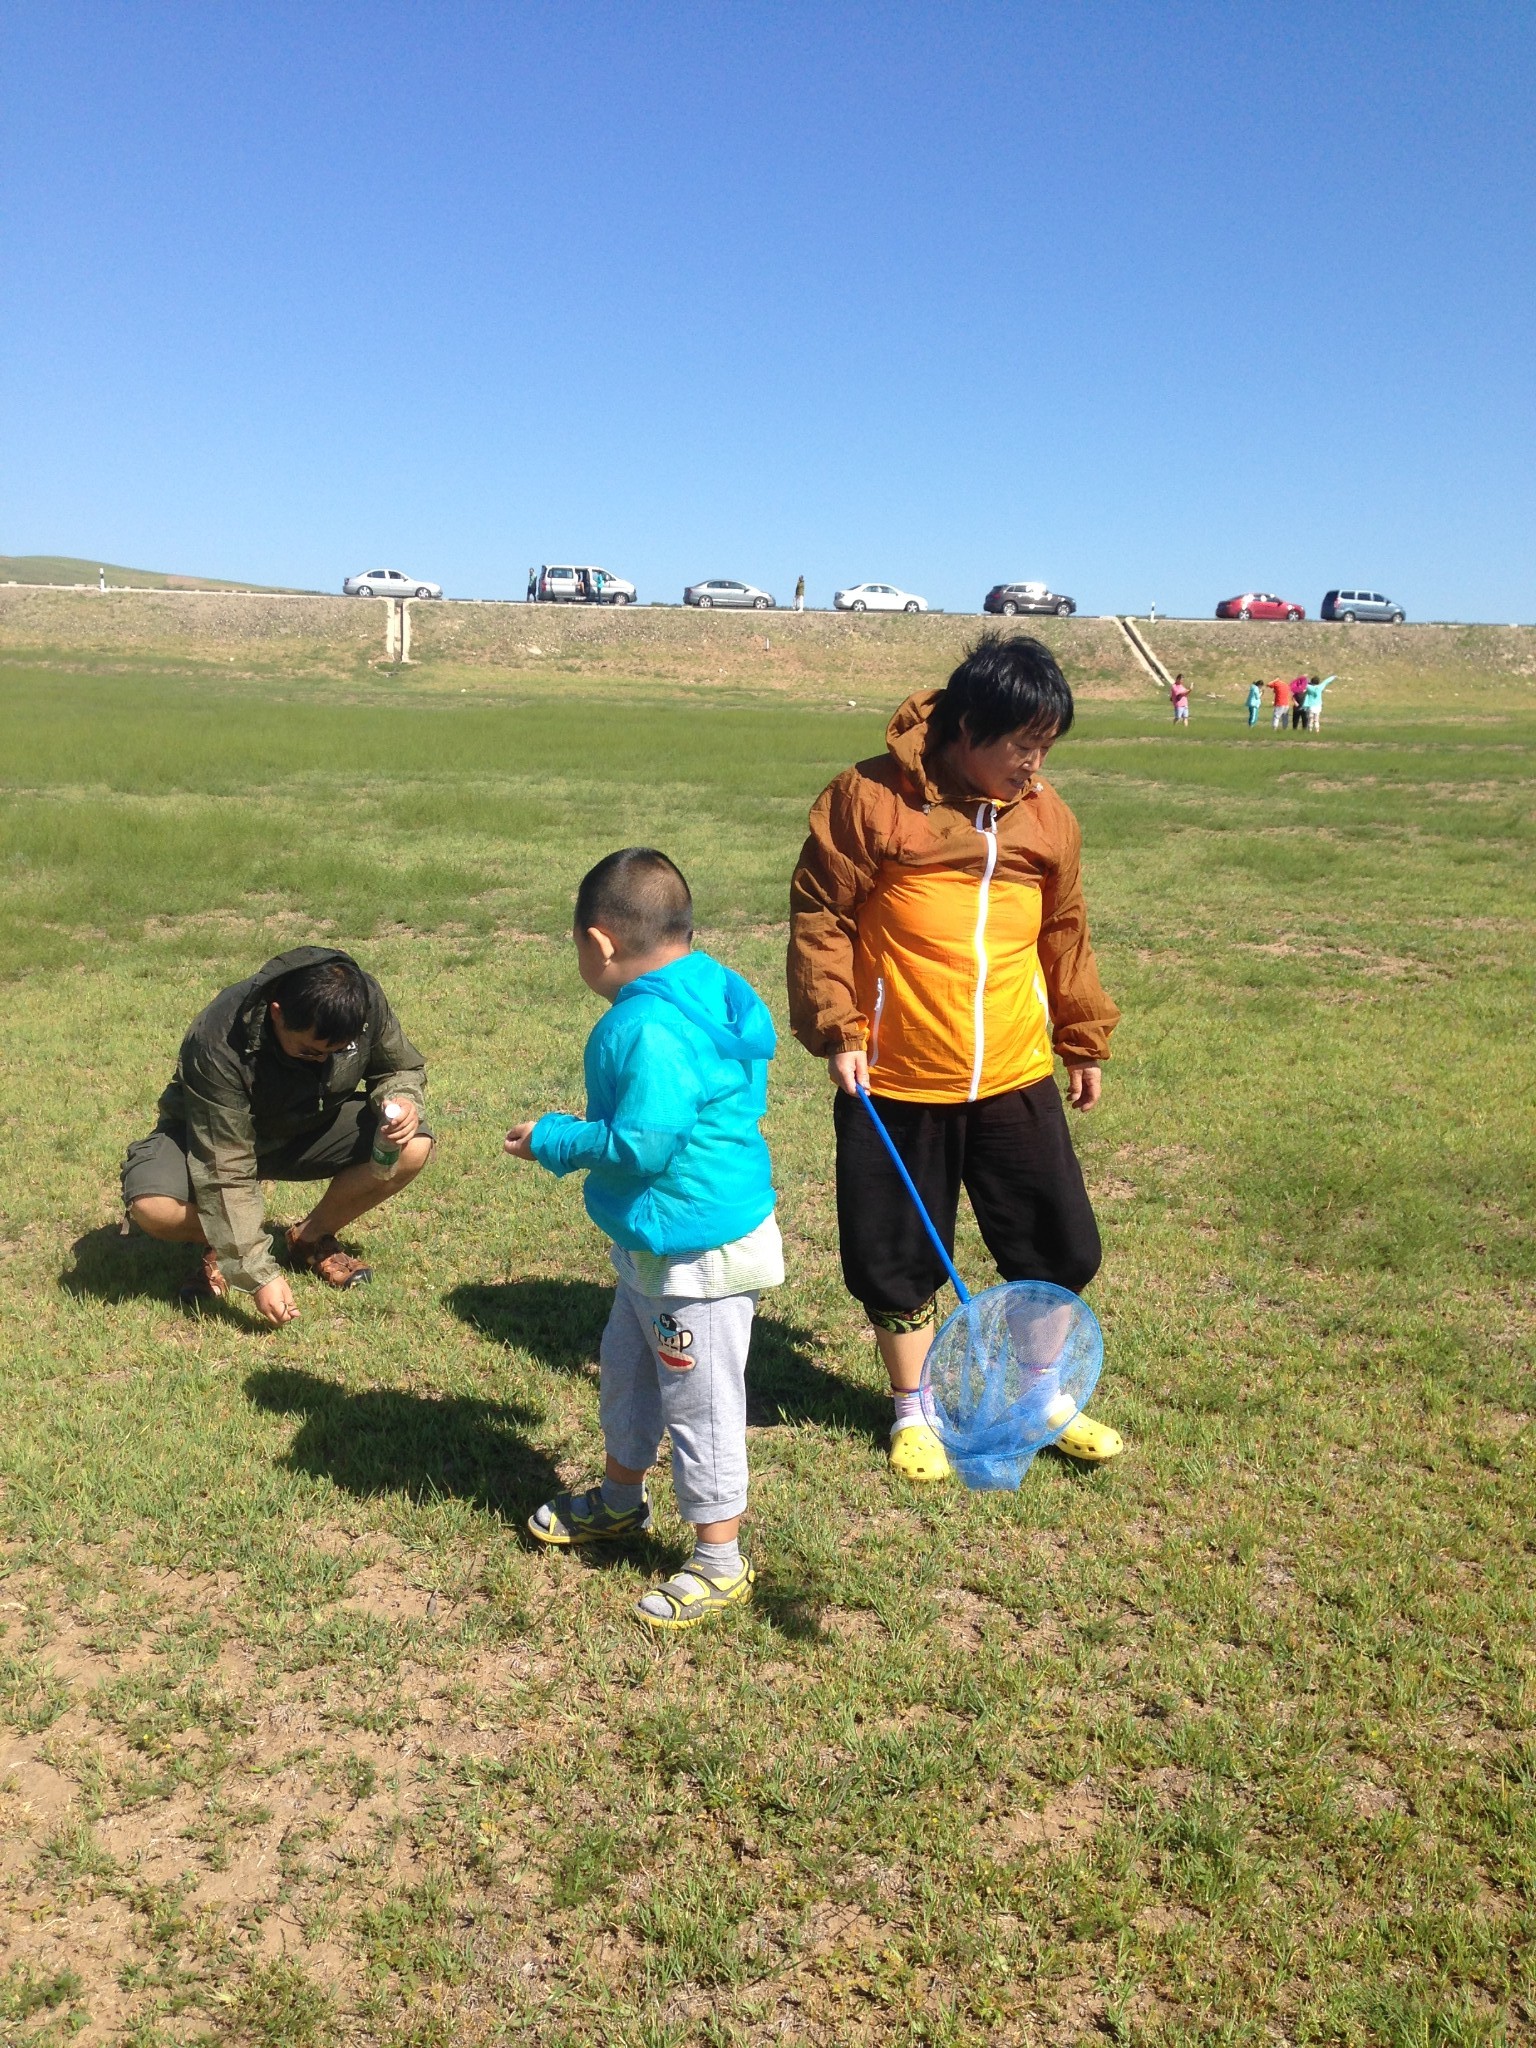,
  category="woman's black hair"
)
[929,632,1075,748]
[268,958,370,1043]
